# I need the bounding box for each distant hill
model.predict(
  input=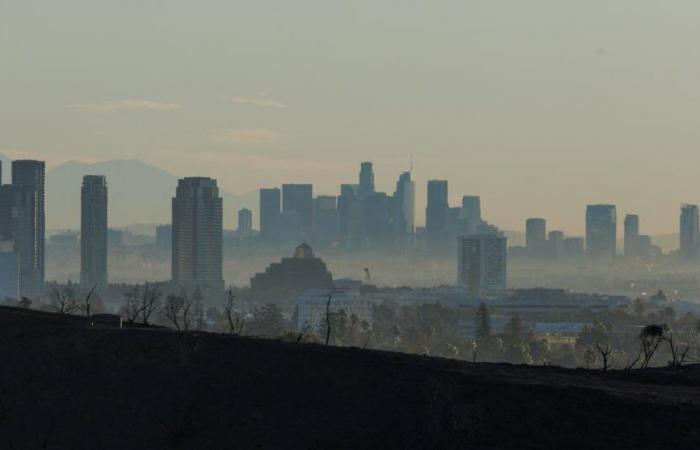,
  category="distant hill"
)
[44,159,257,230]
